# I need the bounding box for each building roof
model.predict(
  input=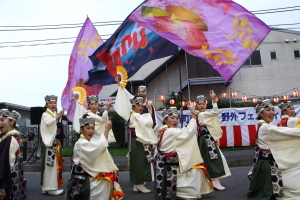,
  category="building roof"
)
[271,27,300,35]
[0,102,30,111]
